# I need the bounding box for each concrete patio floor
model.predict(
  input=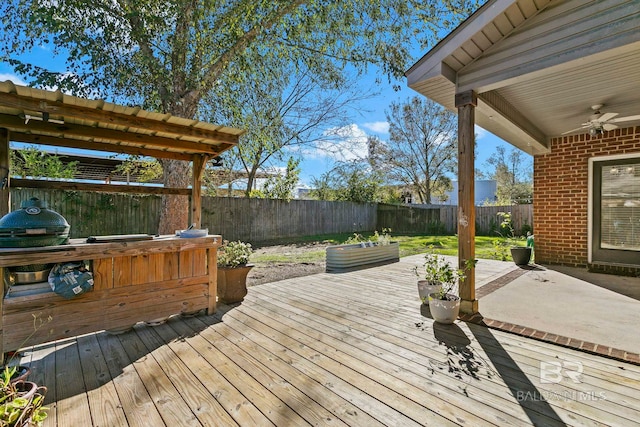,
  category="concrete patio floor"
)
[407,254,640,360]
